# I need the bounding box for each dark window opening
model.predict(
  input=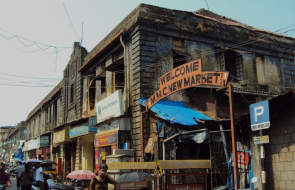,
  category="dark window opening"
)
[54,101,57,127]
[115,72,125,92]
[173,52,187,68]
[70,84,74,104]
[224,50,243,82]
[89,81,96,110]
